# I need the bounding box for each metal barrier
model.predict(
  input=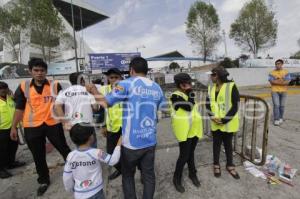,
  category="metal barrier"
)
[235,94,270,166]
[162,88,270,166]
